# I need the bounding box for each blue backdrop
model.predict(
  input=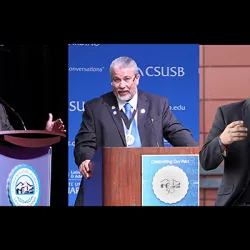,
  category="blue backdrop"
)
[68,44,199,206]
